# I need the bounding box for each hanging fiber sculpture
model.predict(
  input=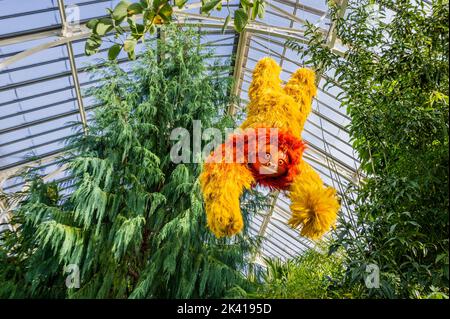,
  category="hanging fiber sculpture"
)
[199,57,340,239]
